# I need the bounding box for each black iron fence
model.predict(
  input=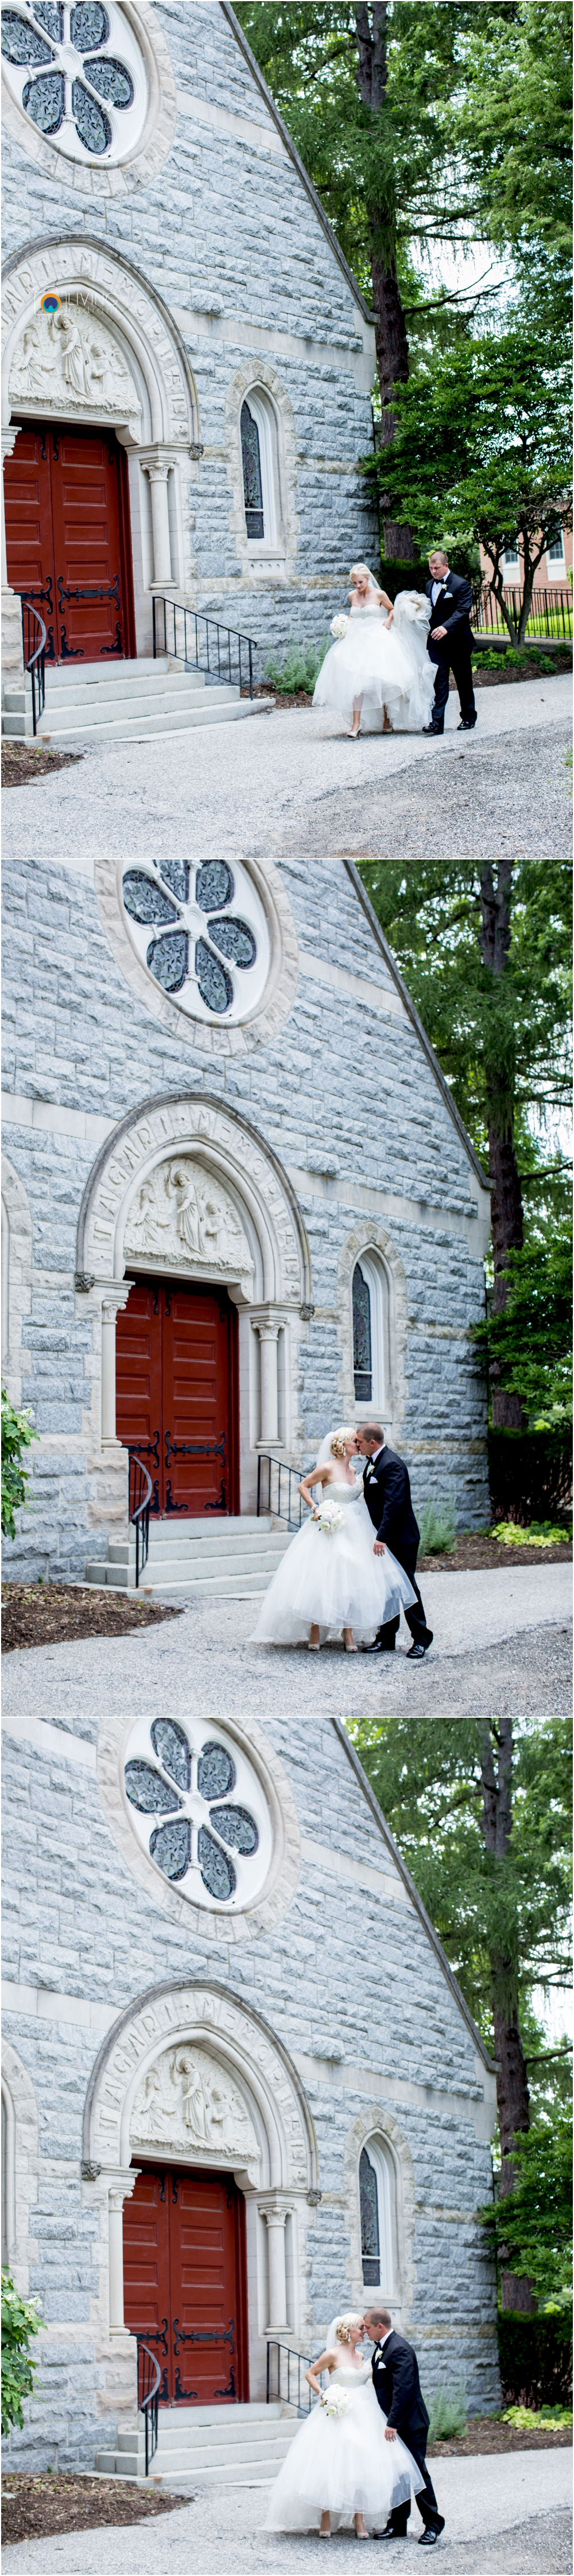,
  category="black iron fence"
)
[21,598,46,735]
[266,2341,315,2415]
[129,1452,152,1589]
[474,583,572,642]
[137,2338,161,2476]
[152,594,258,696]
[257,1454,315,1530]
